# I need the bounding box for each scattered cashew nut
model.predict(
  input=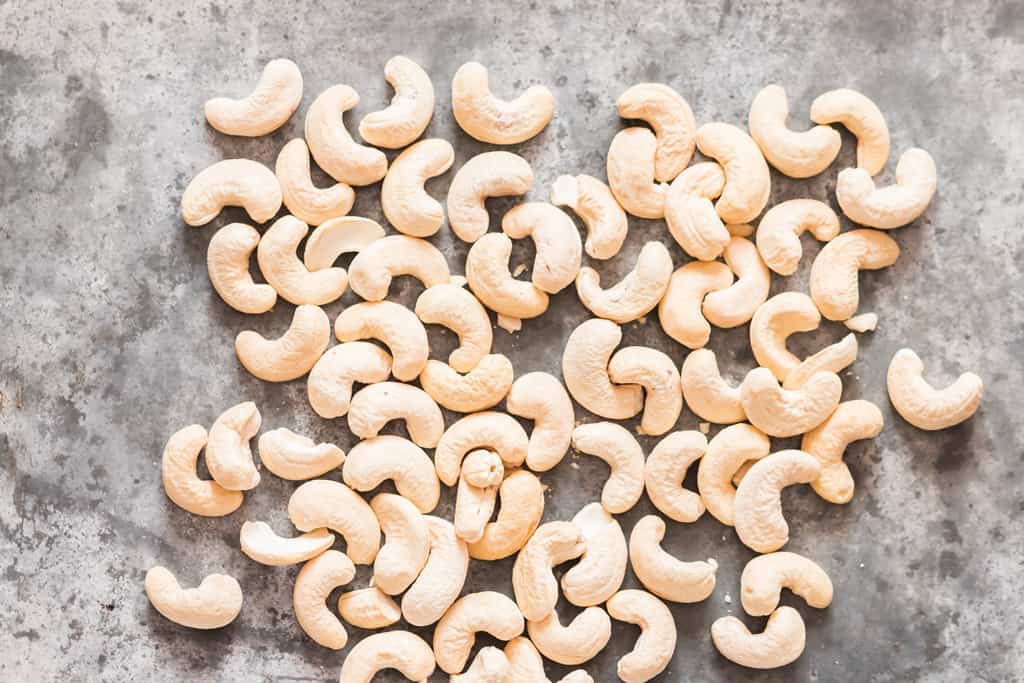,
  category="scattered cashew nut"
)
[629,514,718,603]
[466,232,550,326]
[748,84,841,178]
[526,607,611,666]
[783,333,858,391]
[696,122,771,224]
[561,502,628,607]
[161,424,243,517]
[434,411,529,486]
[504,637,593,683]
[358,55,435,149]
[454,449,504,543]
[608,346,682,436]
[506,372,574,472]
[550,174,628,259]
[302,216,385,271]
[415,283,493,373]
[239,521,334,566]
[333,301,430,382]
[664,161,729,261]
[607,127,667,219]
[733,449,821,553]
[451,61,554,144]
[680,349,746,425]
[204,58,302,136]
[337,630,436,683]
[606,589,677,683]
[501,202,583,294]
[275,138,354,225]
[512,521,585,621]
[887,348,983,430]
[342,435,440,513]
[617,82,697,182]
[180,158,281,226]
[702,236,770,328]
[347,381,444,448]
[810,88,889,175]
[658,261,734,349]
[571,422,645,514]
[235,304,330,382]
[420,355,514,413]
[749,292,821,382]
[844,312,878,333]
[292,549,355,649]
[740,367,842,438]
[257,427,345,481]
[205,401,261,491]
[741,551,834,616]
[306,341,392,419]
[712,606,805,670]
[380,138,455,237]
[144,566,242,630]
[755,199,840,276]
[697,423,770,526]
[207,223,278,314]
[452,647,513,683]
[305,84,388,186]
[468,470,545,561]
[433,591,525,674]
[401,515,469,626]
[336,587,401,630]
[810,228,900,321]
[347,233,451,301]
[257,215,348,305]
[561,318,643,420]
[644,430,707,523]
[287,479,380,564]
[448,151,534,242]
[370,493,431,595]
[575,241,673,324]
